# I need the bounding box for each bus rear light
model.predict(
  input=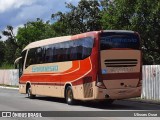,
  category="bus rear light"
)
[96,82,106,89]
